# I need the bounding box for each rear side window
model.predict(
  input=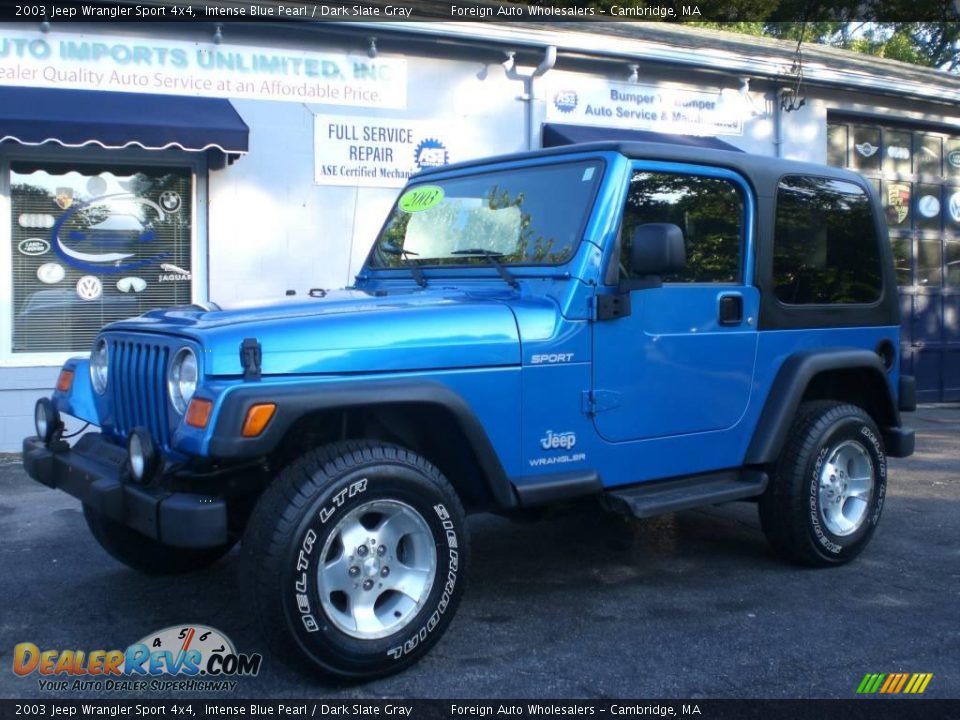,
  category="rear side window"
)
[774,176,882,304]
